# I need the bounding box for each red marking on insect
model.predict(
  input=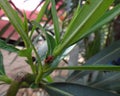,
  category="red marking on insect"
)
[44,55,54,63]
